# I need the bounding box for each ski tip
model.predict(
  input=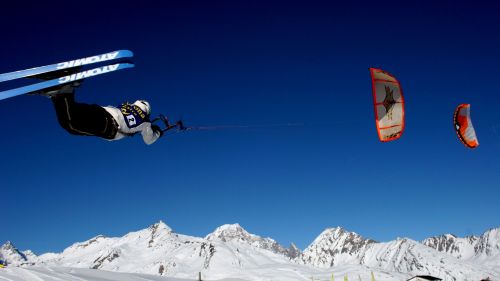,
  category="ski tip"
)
[121,63,135,69]
[118,50,134,57]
